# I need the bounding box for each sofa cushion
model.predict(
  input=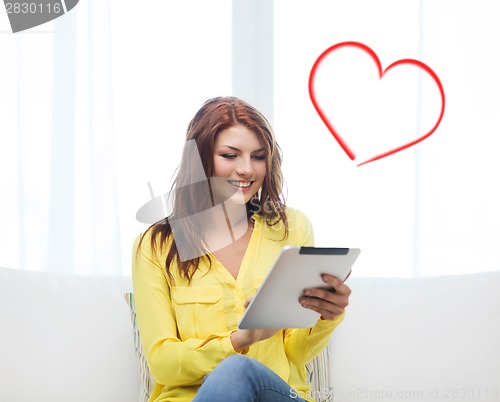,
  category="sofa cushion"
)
[0,267,140,402]
[330,271,500,402]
